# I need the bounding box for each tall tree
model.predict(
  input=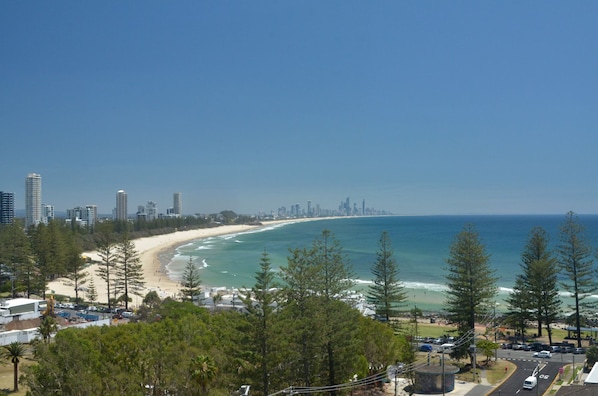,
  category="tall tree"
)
[445,224,498,360]
[280,230,357,395]
[114,234,145,310]
[30,221,66,297]
[557,211,596,348]
[64,233,88,303]
[279,247,321,388]
[505,276,533,343]
[180,256,202,302]
[86,277,98,304]
[311,230,356,396]
[95,229,118,309]
[367,231,407,322]
[242,250,280,396]
[519,227,560,343]
[0,222,31,297]
[3,341,26,392]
